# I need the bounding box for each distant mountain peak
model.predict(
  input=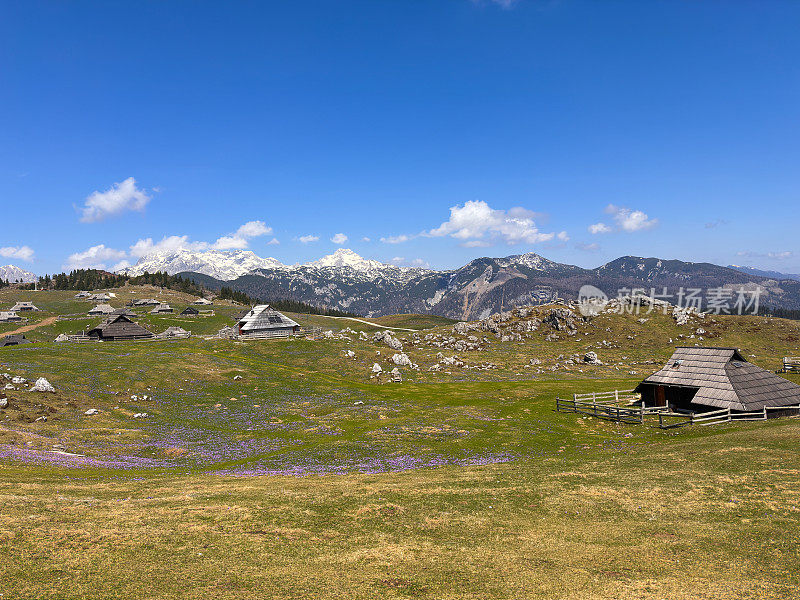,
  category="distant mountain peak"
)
[0,264,37,283]
[304,248,386,272]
